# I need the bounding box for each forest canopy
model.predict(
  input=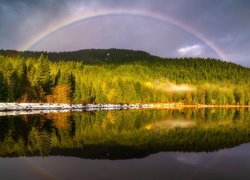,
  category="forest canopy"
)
[0,49,249,105]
